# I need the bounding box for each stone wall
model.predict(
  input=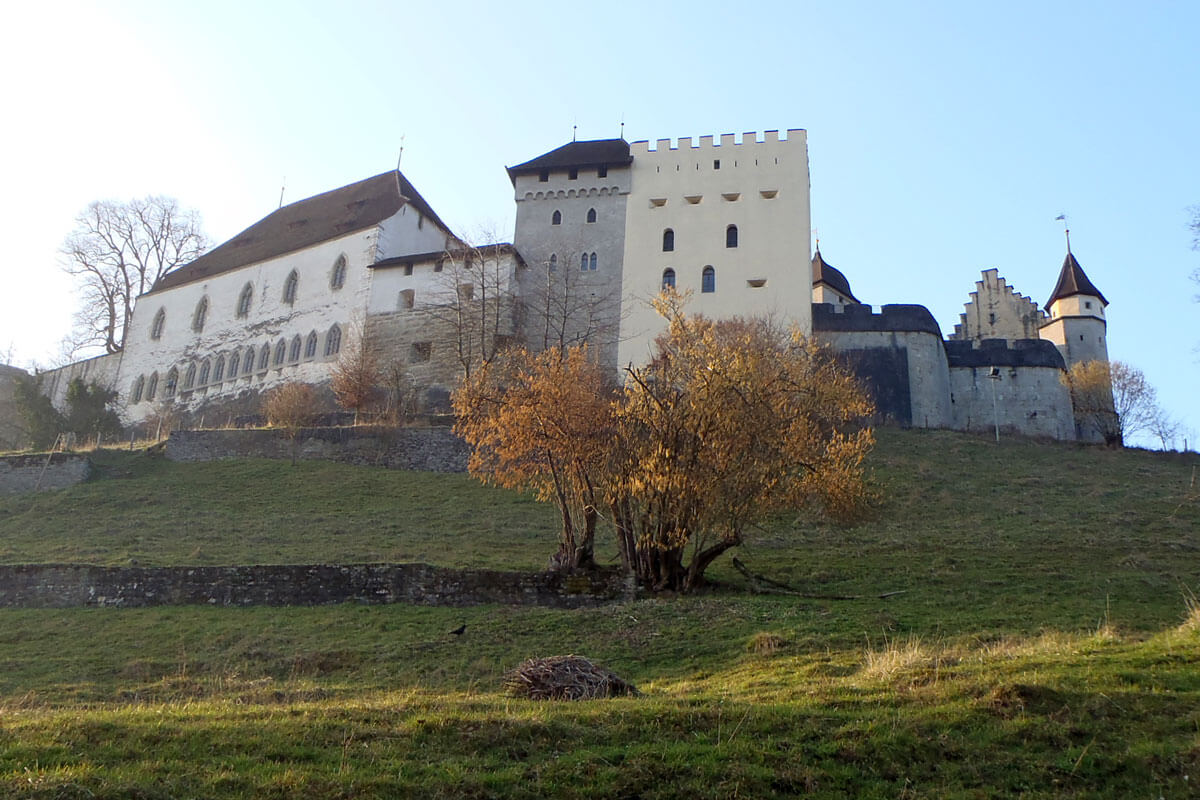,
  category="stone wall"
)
[0,364,30,451]
[0,563,630,609]
[0,453,91,495]
[166,425,469,472]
